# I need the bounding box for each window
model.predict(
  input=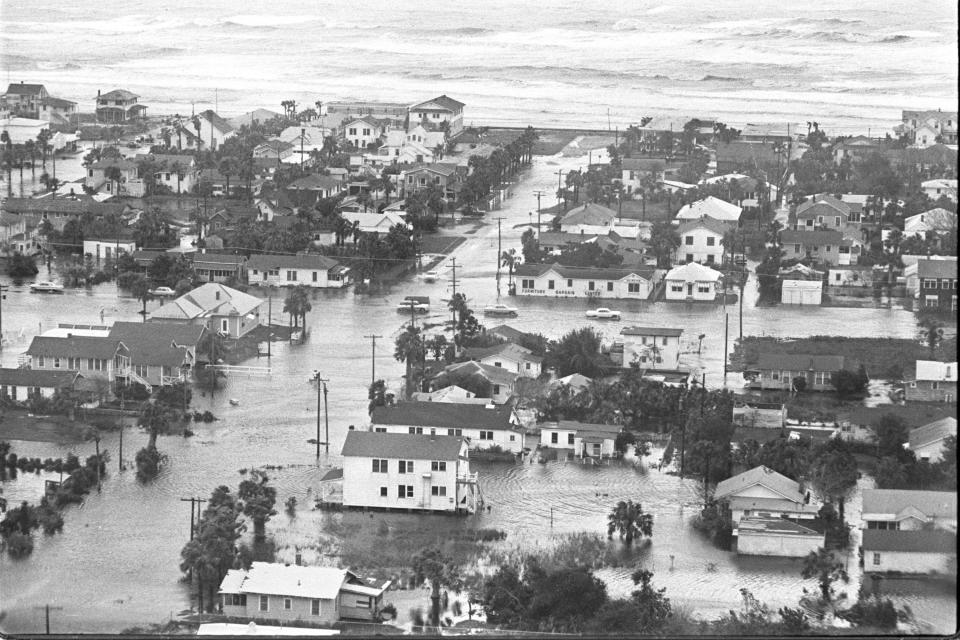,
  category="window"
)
[551,432,558,444]
[284,598,292,610]
[825,246,831,252]
[943,280,952,289]
[662,337,668,346]
[697,285,711,294]
[312,271,318,282]
[525,362,531,370]
[287,270,297,281]
[221,319,229,332]
[374,427,386,433]
[53,357,61,368]
[686,254,694,263]
[431,461,447,472]
[872,552,880,566]
[380,486,387,497]
[493,361,502,368]
[397,485,413,498]
[547,280,555,290]
[567,279,573,287]
[834,216,841,227]
[706,237,715,246]
[431,486,447,496]
[588,281,595,290]
[492,385,500,396]
[348,127,357,135]
[706,254,715,264]
[311,599,321,616]
[408,426,424,434]
[260,595,269,612]
[628,283,640,293]
[480,430,494,441]
[447,428,462,436]
[606,282,613,291]
[521,278,534,289]
[372,459,388,473]
[135,364,148,378]
[685,235,694,245]
[398,460,414,474]
[772,372,780,381]
[923,279,938,289]
[567,433,575,445]
[363,128,371,136]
